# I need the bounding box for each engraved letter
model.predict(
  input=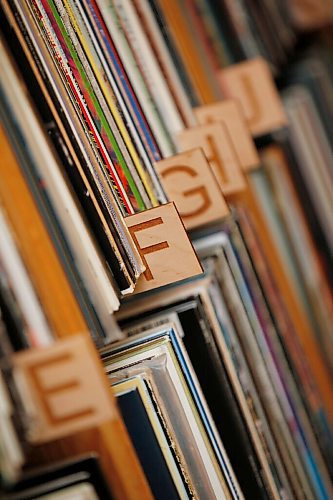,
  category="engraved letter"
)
[128,218,169,281]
